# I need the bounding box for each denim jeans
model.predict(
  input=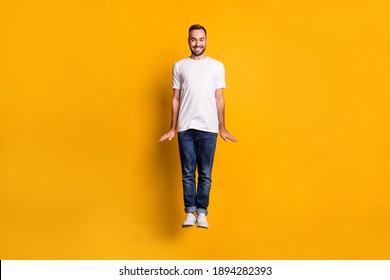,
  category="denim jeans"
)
[178,129,218,215]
